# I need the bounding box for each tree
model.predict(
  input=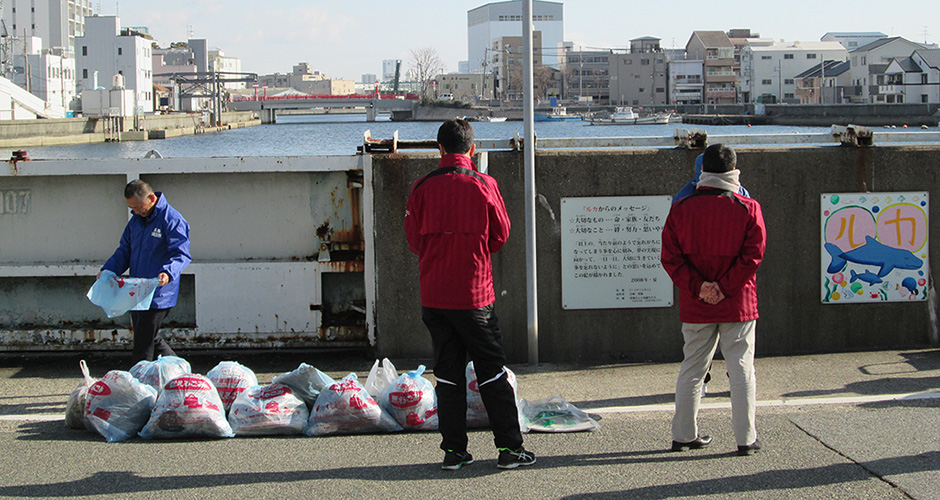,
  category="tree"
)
[534,65,557,99]
[409,47,442,102]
